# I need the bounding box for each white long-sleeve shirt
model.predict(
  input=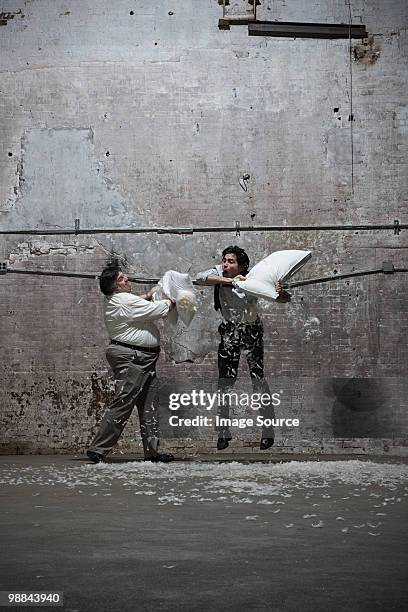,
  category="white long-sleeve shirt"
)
[104,292,170,348]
